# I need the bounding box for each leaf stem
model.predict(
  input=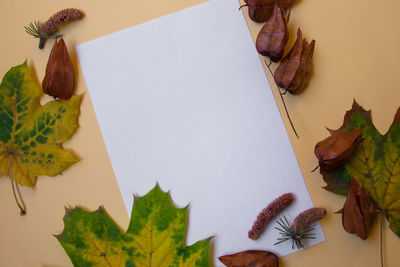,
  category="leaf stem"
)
[380,212,384,267]
[264,59,299,139]
[286,8,292,23]
[311,164,320,172]
[279,89,299,138]
[11,180,26,215]
[238,4,248,11]
[265,59,273,76]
